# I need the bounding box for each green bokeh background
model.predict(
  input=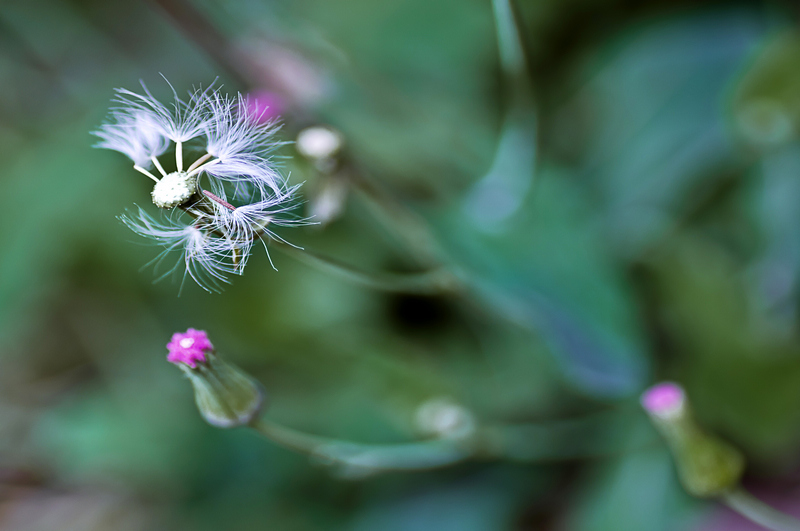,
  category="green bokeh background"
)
[2,0,800,529]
